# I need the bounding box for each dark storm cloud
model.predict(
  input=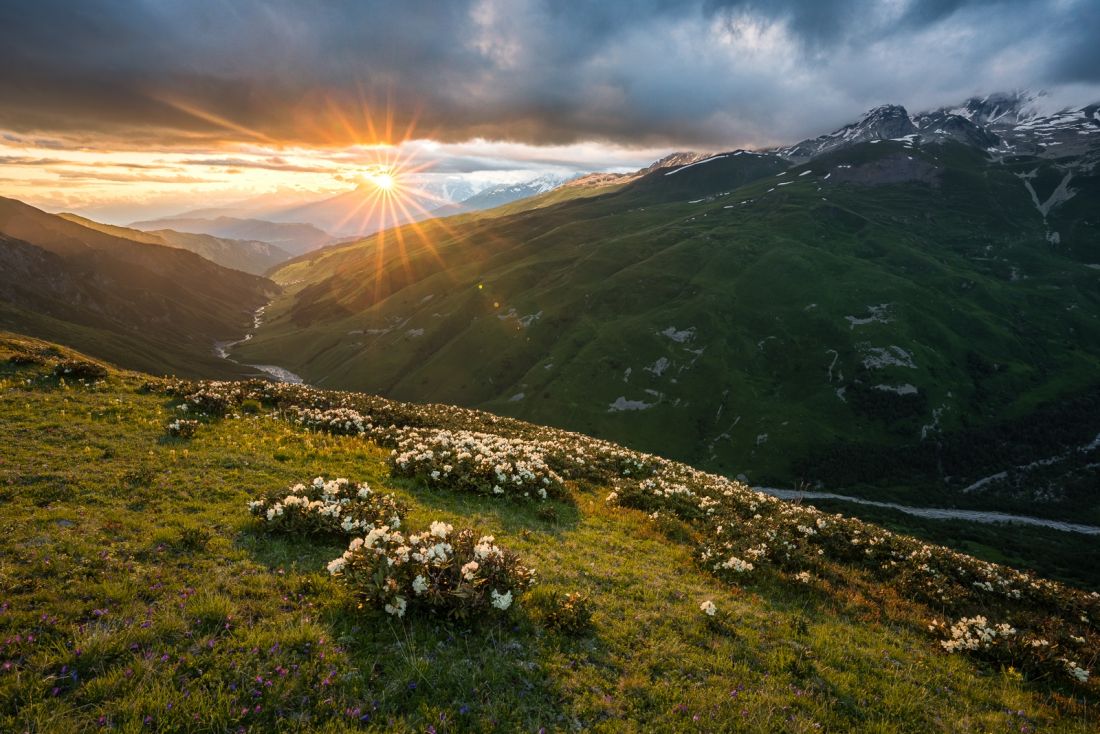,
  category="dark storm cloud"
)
[0,0,1096,149]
